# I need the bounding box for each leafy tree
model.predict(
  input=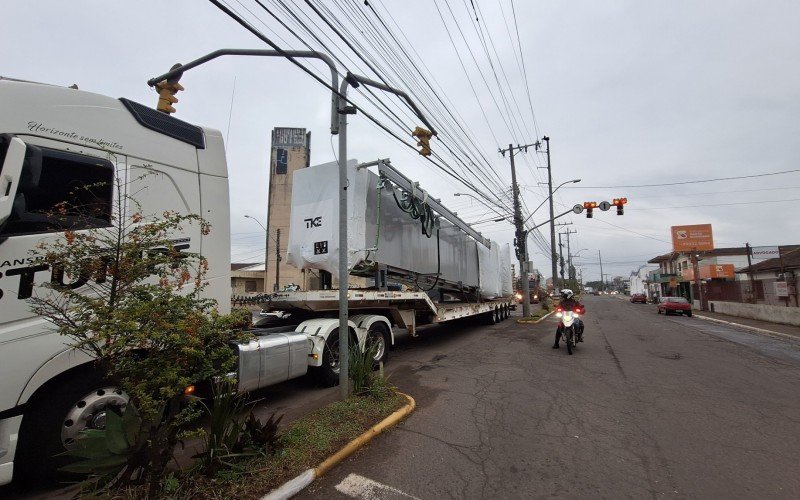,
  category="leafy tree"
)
[27,175,250,490]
